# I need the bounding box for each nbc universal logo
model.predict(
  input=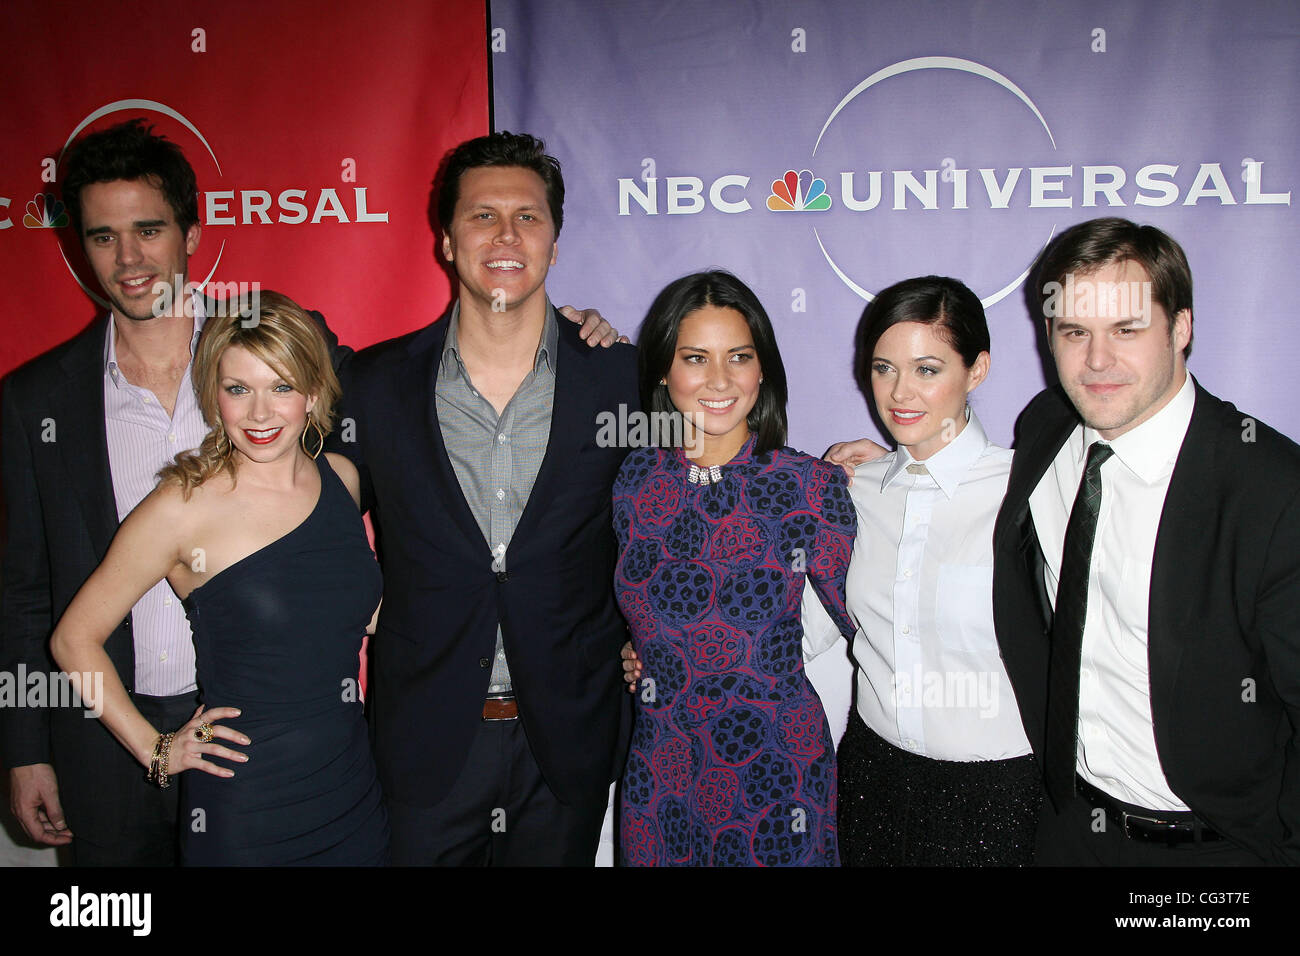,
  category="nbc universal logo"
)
[64,100,391,228]
[4,100,392,235]
[616,56,1291,301]
[3,99,390,315]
